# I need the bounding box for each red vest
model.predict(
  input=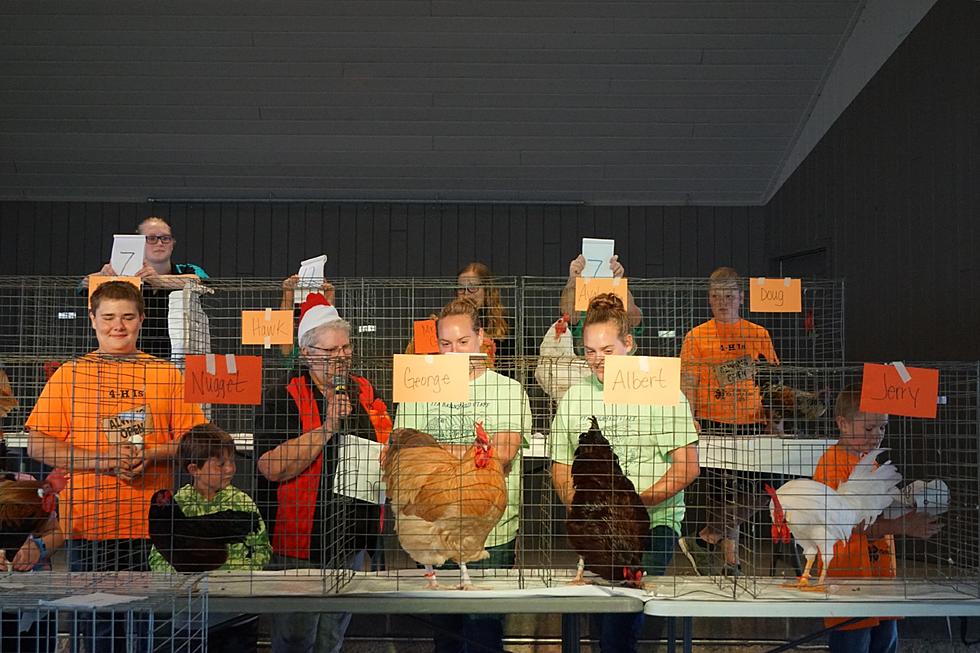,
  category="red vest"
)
[272,374,391,560]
